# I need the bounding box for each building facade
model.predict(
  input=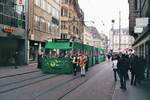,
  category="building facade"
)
[129,0,150,58]
[0,0,26,66]
[28,0,61,63]
[61,0,84,42]
[99,33,108,51]
[83,26,93,46]
[110,28,135,52]
[87,26,108,49]
[128,0,139,39]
